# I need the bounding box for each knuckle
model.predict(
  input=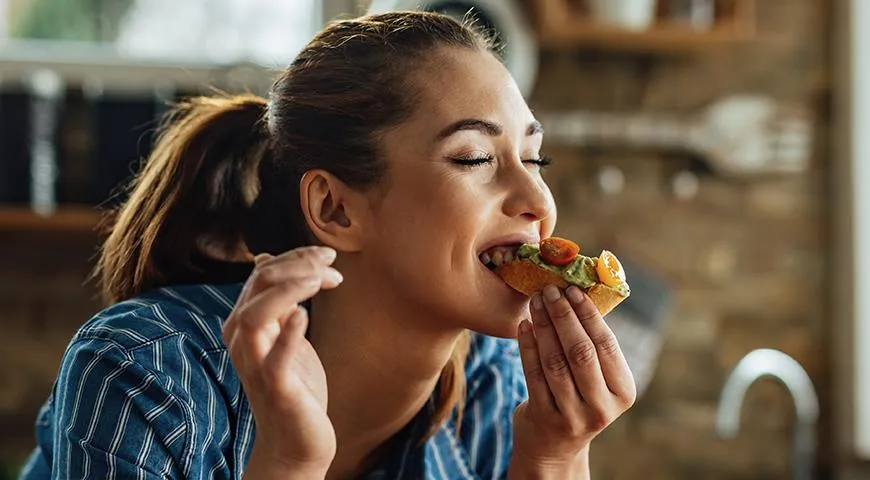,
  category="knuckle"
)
[567,341,598,368]
[576,306,600,326]
[296,256,321,274]
[543,352,570,377]
[564,416,588,438]
[286,246,313,258]
[273,281,305,301]
[236,309,262,333]
[550,304,575,323]
[586,407,612,431]
[618,384,638,409]
[300,253,319,266]
[592,334,622,357]
[532,312,552,328]
[287,305,309,327]
[525,363,547,383]
[252,265,280,289]
[251,255,321,287]
[290,247,324,262]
